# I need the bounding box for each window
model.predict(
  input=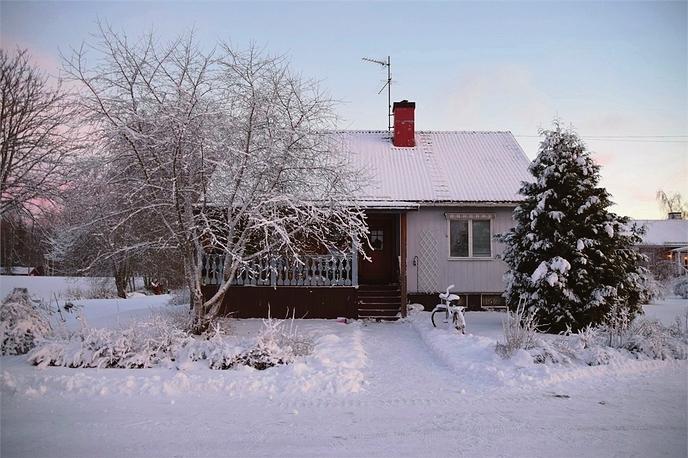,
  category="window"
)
[448,214,493,258]
[449,220,469,257]
[369,229,384,251]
